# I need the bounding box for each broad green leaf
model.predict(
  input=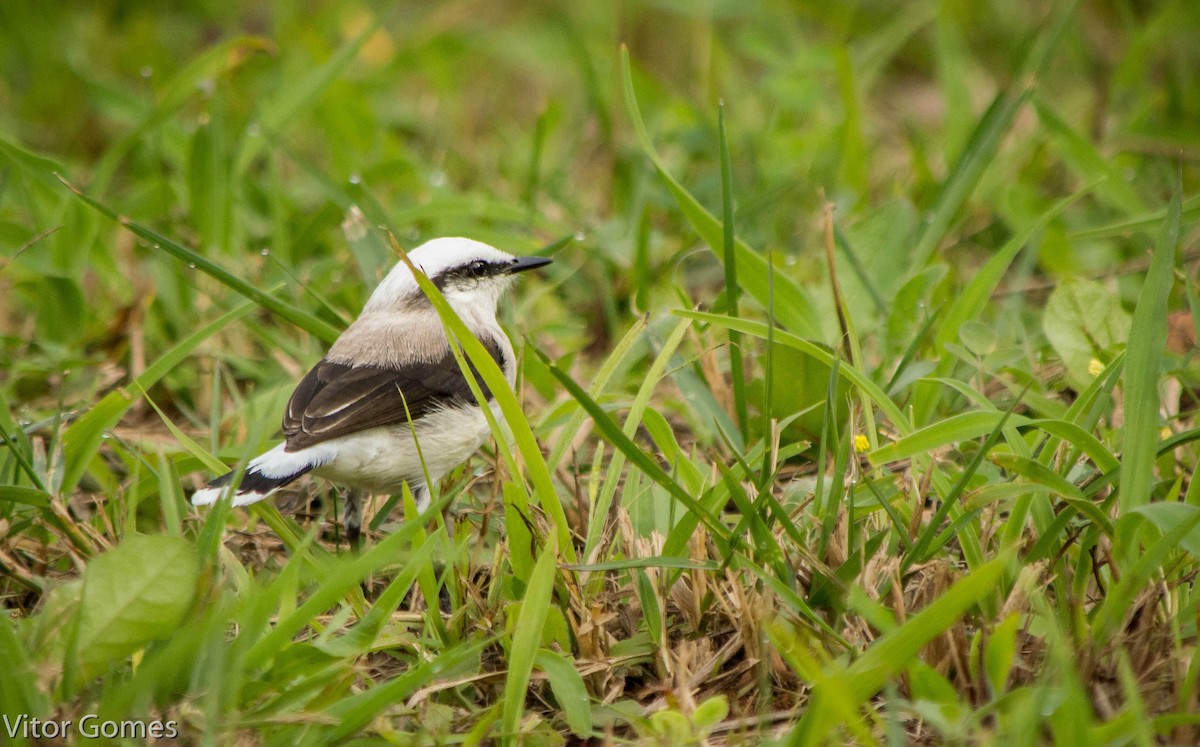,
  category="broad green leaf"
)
[72,535,199,682]
[1042,278,1131,389]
